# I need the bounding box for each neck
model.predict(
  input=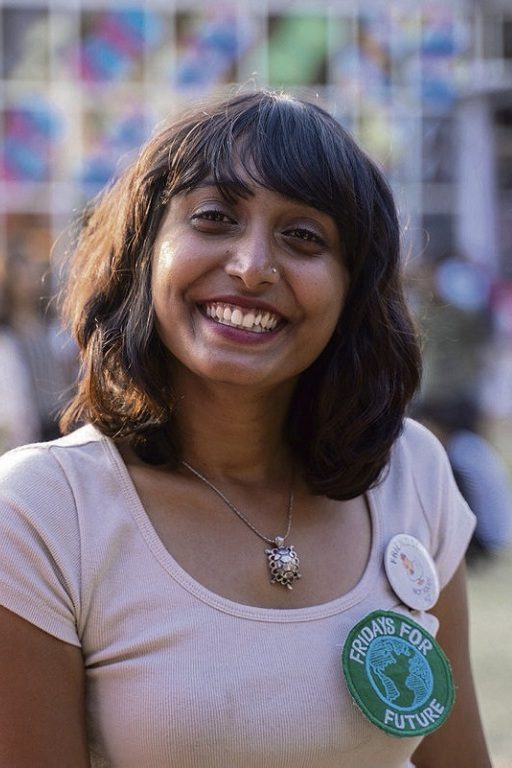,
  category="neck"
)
[173,378,296,486]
